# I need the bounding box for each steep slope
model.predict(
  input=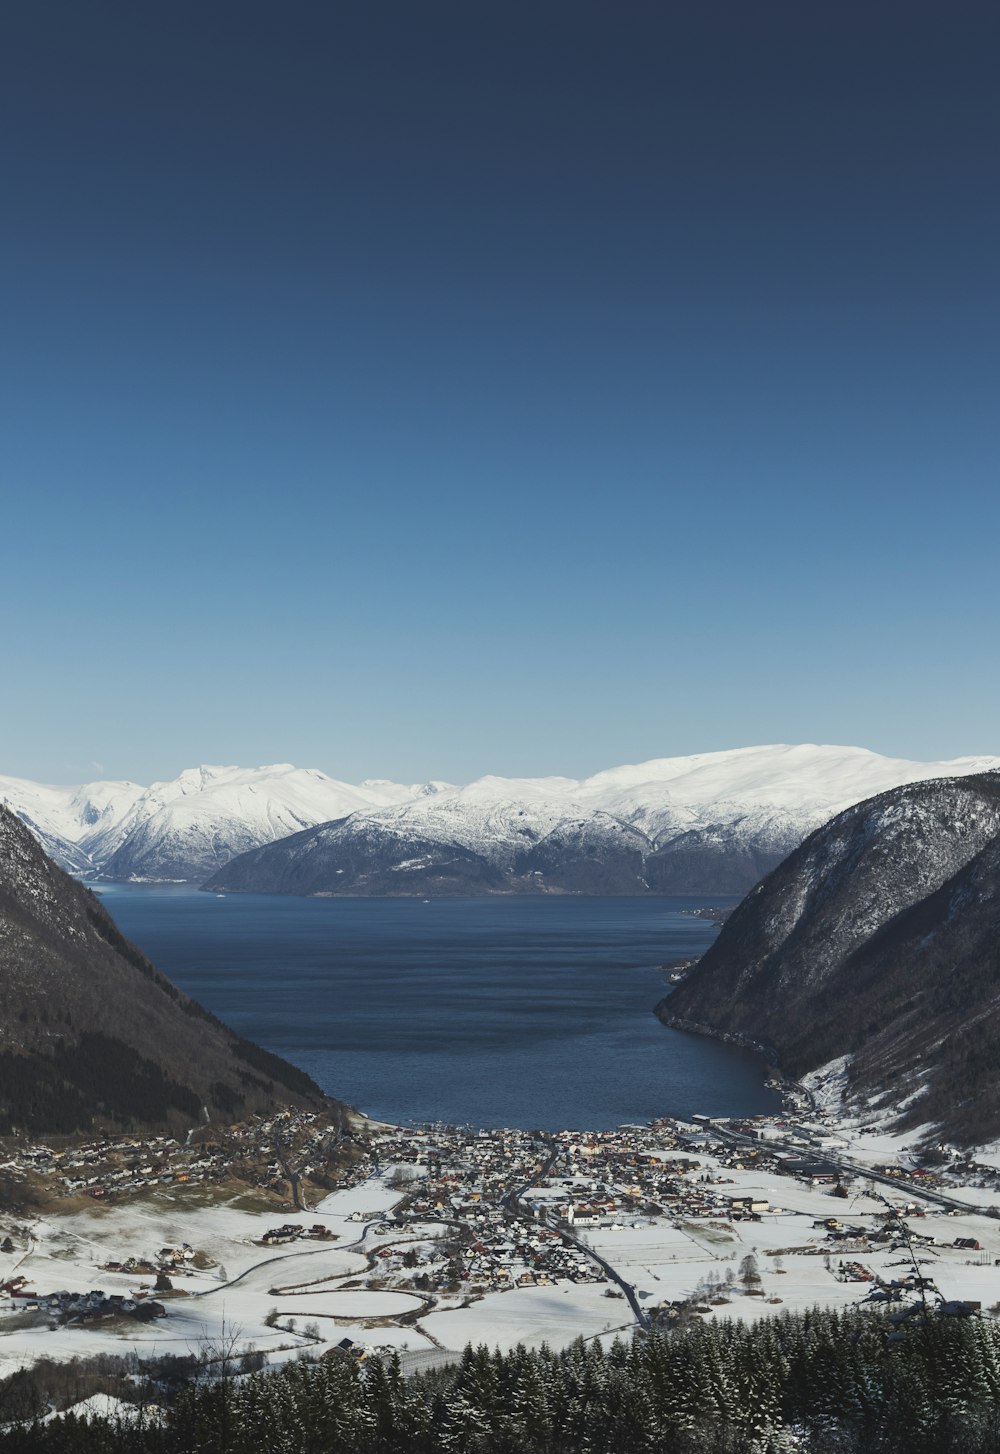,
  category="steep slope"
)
[0,775,145,874]
[659,772,1000,1141]
[0,806,330,1136]
[0,765,434,883]
[205,747,1000,898]
[91,764,434,881]
[209,795,652,896]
